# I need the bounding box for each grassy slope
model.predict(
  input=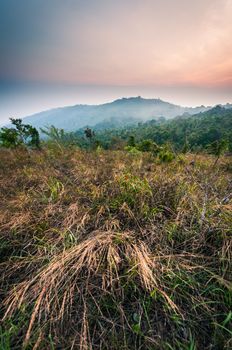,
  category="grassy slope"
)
[0,146,231,349]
